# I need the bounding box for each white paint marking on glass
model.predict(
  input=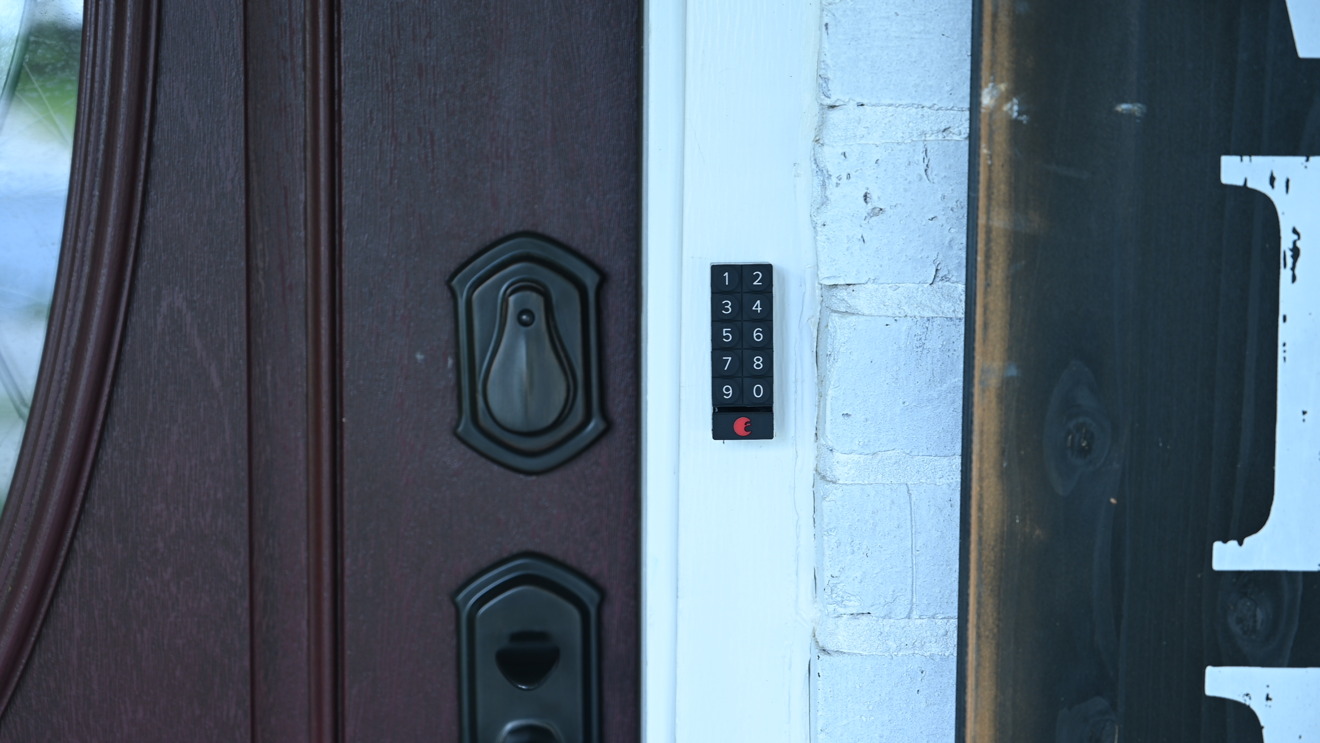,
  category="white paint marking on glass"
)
[1286,0,1320,57]
[1206,667,1320,741]
[1214,156,1320,572]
